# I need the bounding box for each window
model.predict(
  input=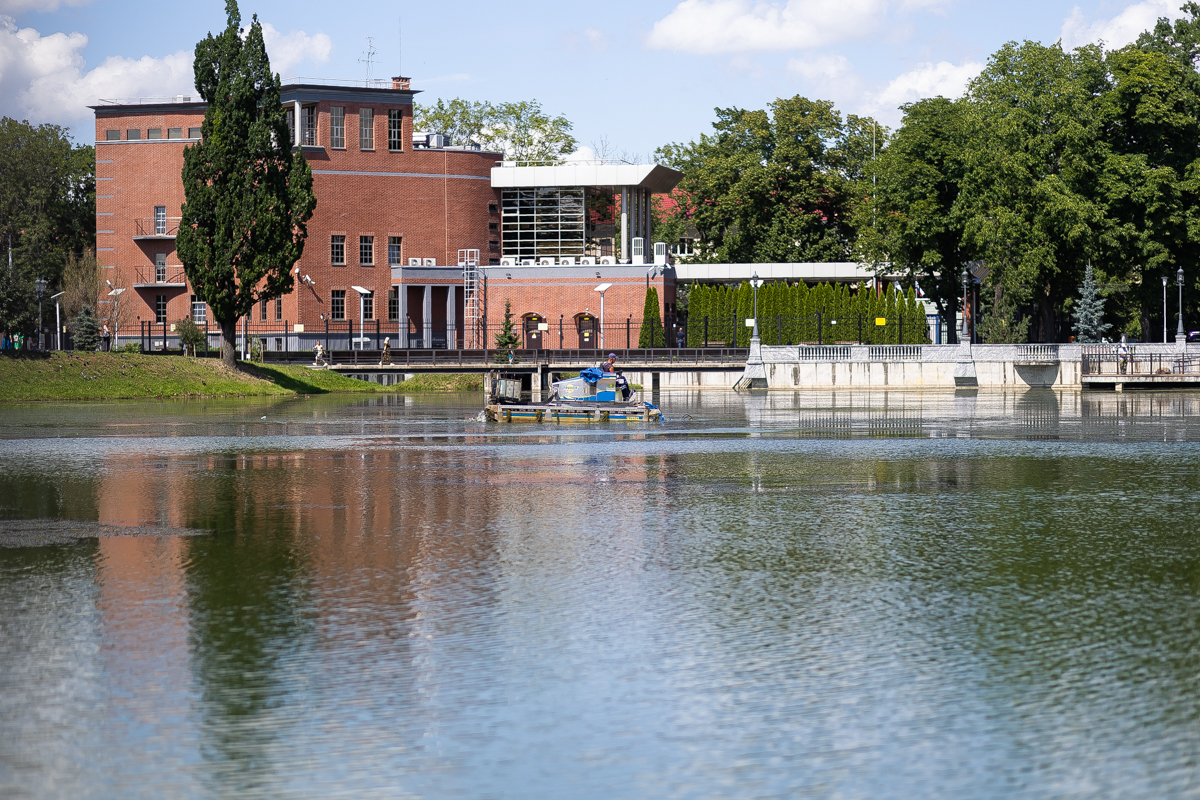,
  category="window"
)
[275,296,282,321]
[388,236,402,266]
[188,127,201,139]
[362,292,374,321]
[274,337,283,352]
[331,235,345,265]
[154,206,166,235]
[489,240,499,251]
[331,289,346,320]
[388,109,403,151]
[286,107,294,145]
[360,235,373,266]
[126,129,141,140]
[105,130,120,141]
[488,203,498,214]
[303,106,315,146]
[155,295,167,324]
[155,253,167,282]
[359,109,374,150]
[260,299,268,321]
[488,222,499,232]
[147,128,162,140]
[388,287,399,320]
[191,295,206,324]
[167,128,183,139]
[330,107,345,149]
